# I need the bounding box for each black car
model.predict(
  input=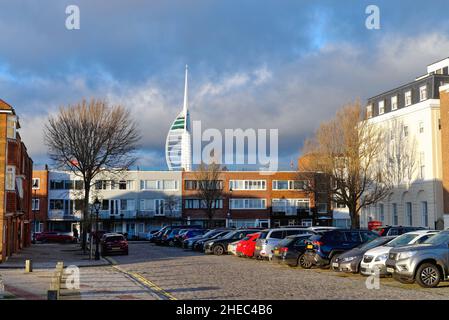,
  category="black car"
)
[372,226,425,236]
[173,229,207,247]
[332,236,396,273]
[303,229,379,269]
[271,234,314,267]
[154,225,202,245]
[204,229,262,255]
[192,230,233,251]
